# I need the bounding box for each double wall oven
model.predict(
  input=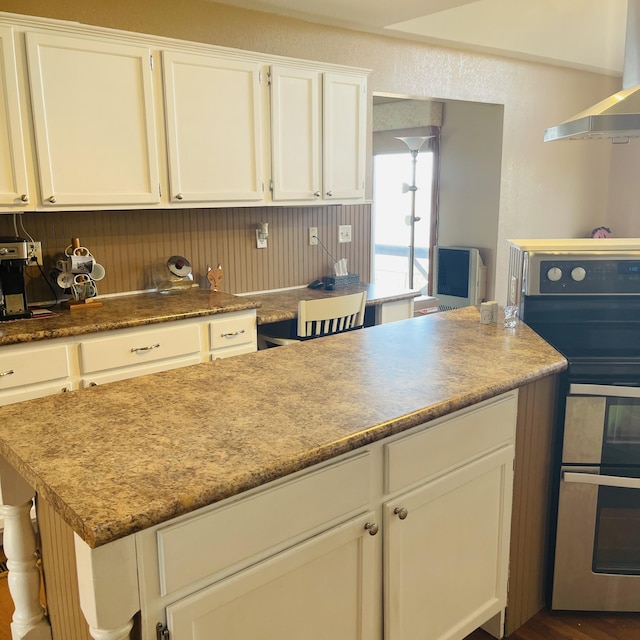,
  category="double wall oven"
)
[509,239,640,612]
